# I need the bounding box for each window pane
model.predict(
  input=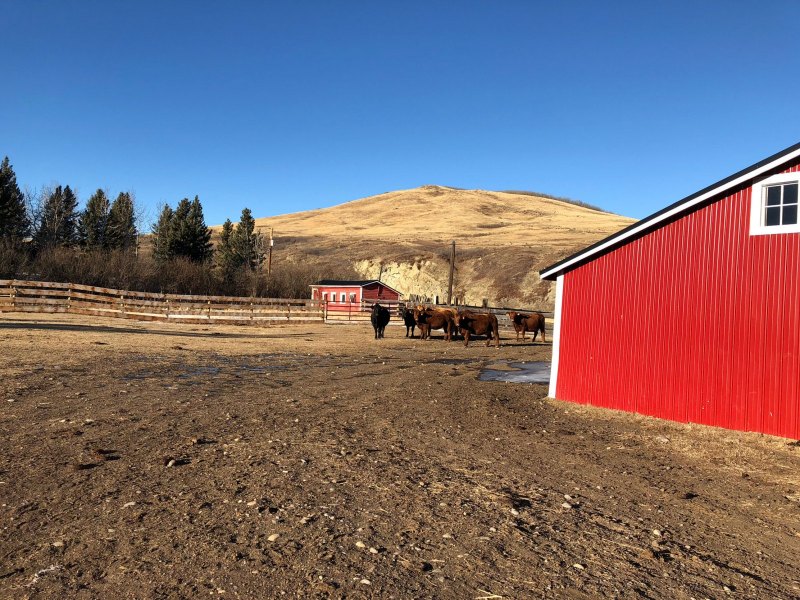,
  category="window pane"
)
[784,183,798,205]
[766,206,781,226]
[766,185,782,206]
[783,204,798,225]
